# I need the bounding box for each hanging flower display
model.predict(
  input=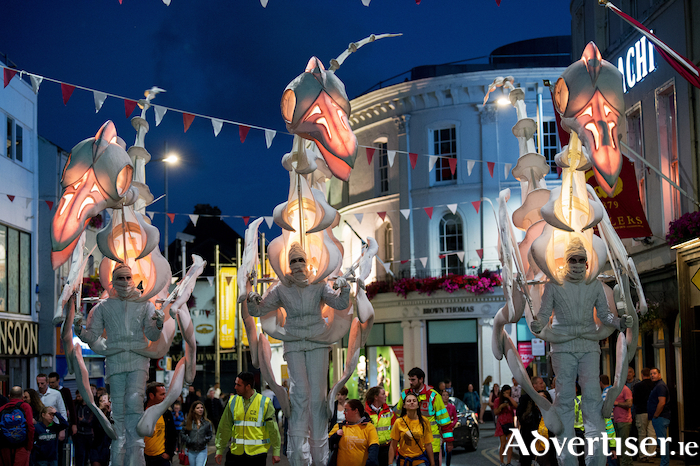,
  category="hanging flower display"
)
[666,211,700,246]
[366,271,502,300]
